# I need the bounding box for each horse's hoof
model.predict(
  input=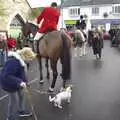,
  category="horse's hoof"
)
[39,80,44,84]
[48,87,54,92]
